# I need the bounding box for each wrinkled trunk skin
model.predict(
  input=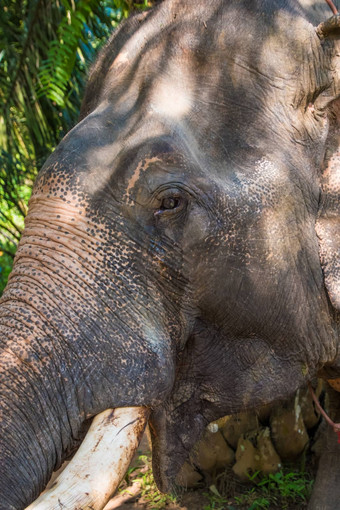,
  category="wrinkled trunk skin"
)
[0,239,108,508]
[0,303,84,509]
[0,199,175,508]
